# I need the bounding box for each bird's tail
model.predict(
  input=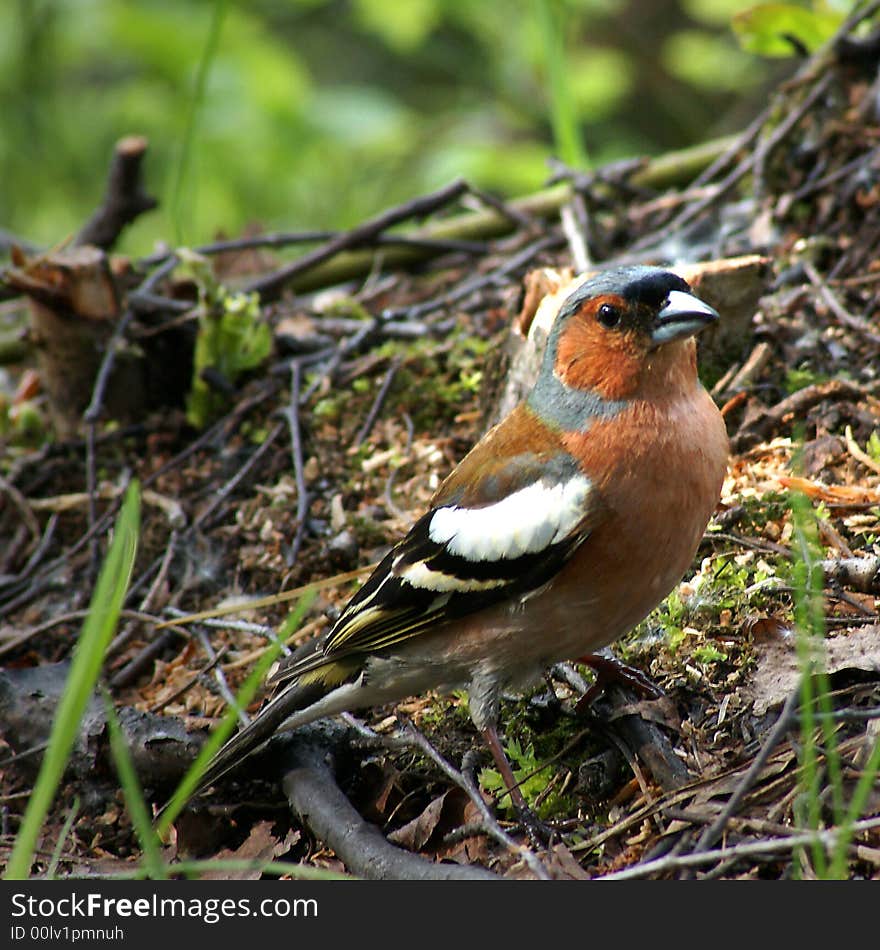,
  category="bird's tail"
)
[193,677,327,795]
